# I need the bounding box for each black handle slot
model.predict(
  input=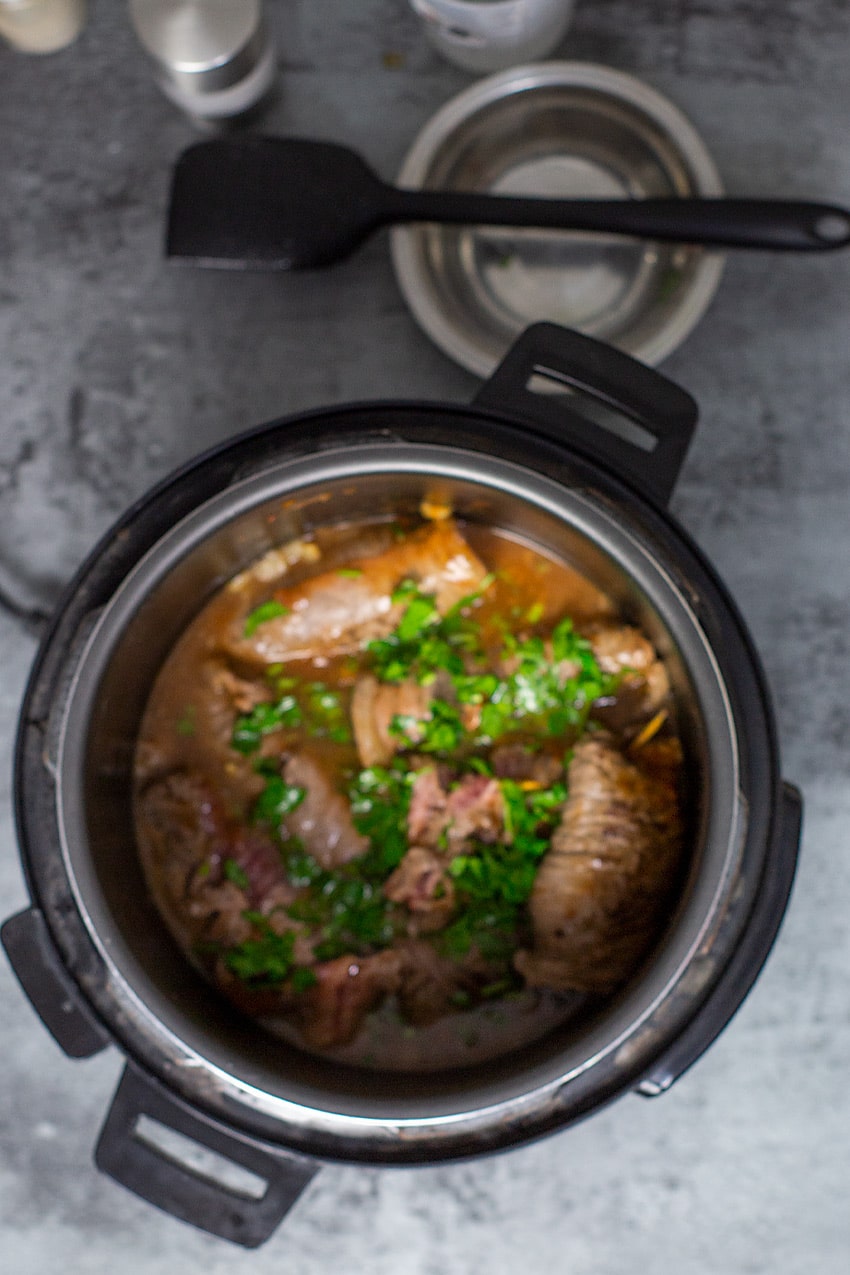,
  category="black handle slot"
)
[523,370,660,453]
[132,1114,270,1201]
[95,1064,319,1248]
[474,323,698,507]
[636,781,802,1096]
